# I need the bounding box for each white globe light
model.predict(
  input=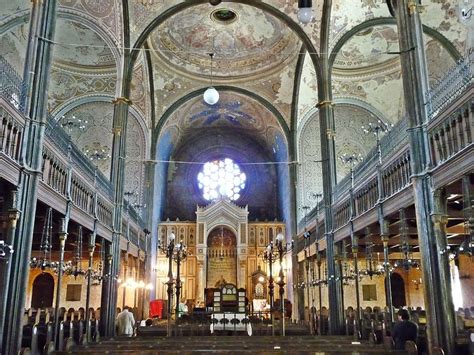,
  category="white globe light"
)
[276,233,285,242]
[168,232,175,242]
[297,7,313,24]
[203,87,219,105]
